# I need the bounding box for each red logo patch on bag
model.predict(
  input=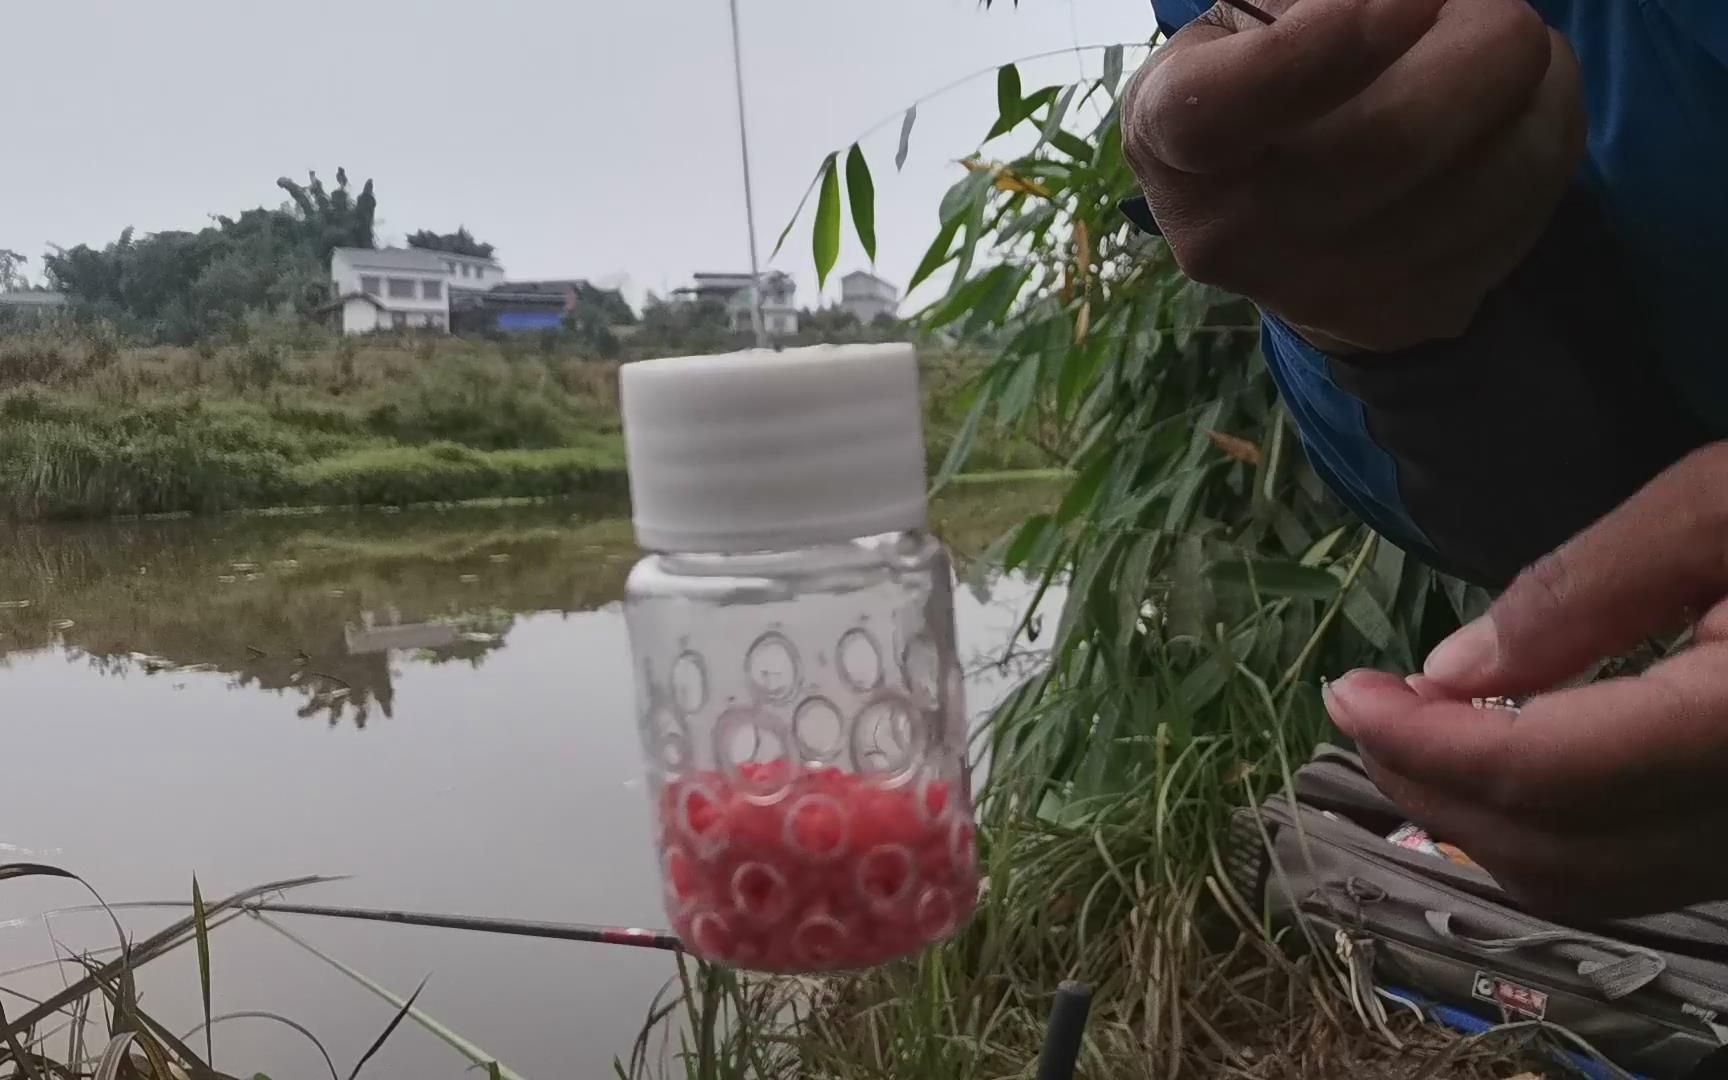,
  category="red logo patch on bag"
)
[1472,971,1549,1019]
